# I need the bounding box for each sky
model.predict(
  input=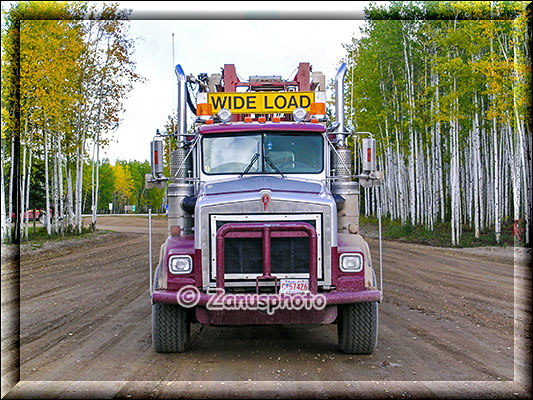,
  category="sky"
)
[101,2,376,164]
